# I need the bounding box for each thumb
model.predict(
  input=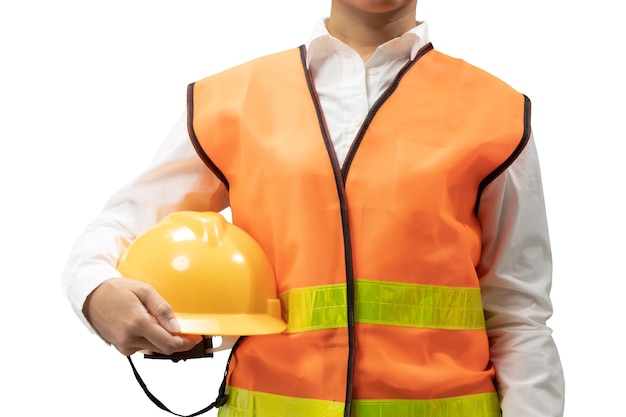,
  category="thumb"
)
[136,284,181,334]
